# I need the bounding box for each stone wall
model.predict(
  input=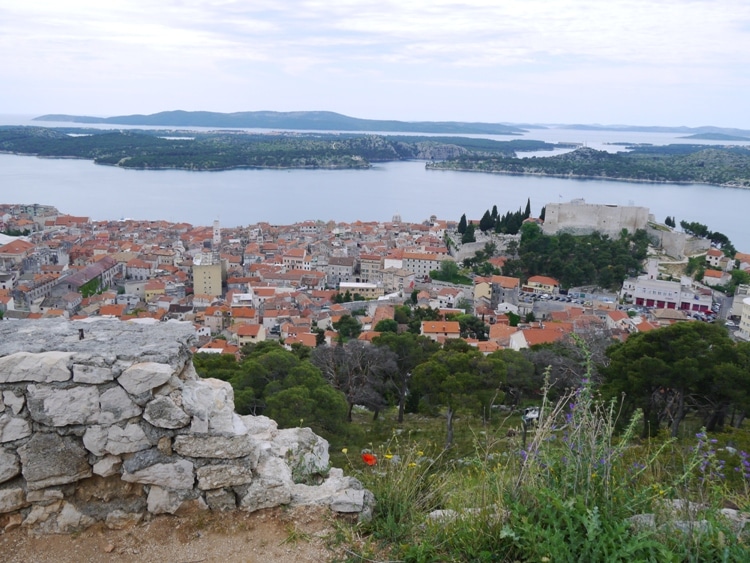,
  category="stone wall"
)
[542,200,650,237]
[647,226,711,259]
[0,319,372,533]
